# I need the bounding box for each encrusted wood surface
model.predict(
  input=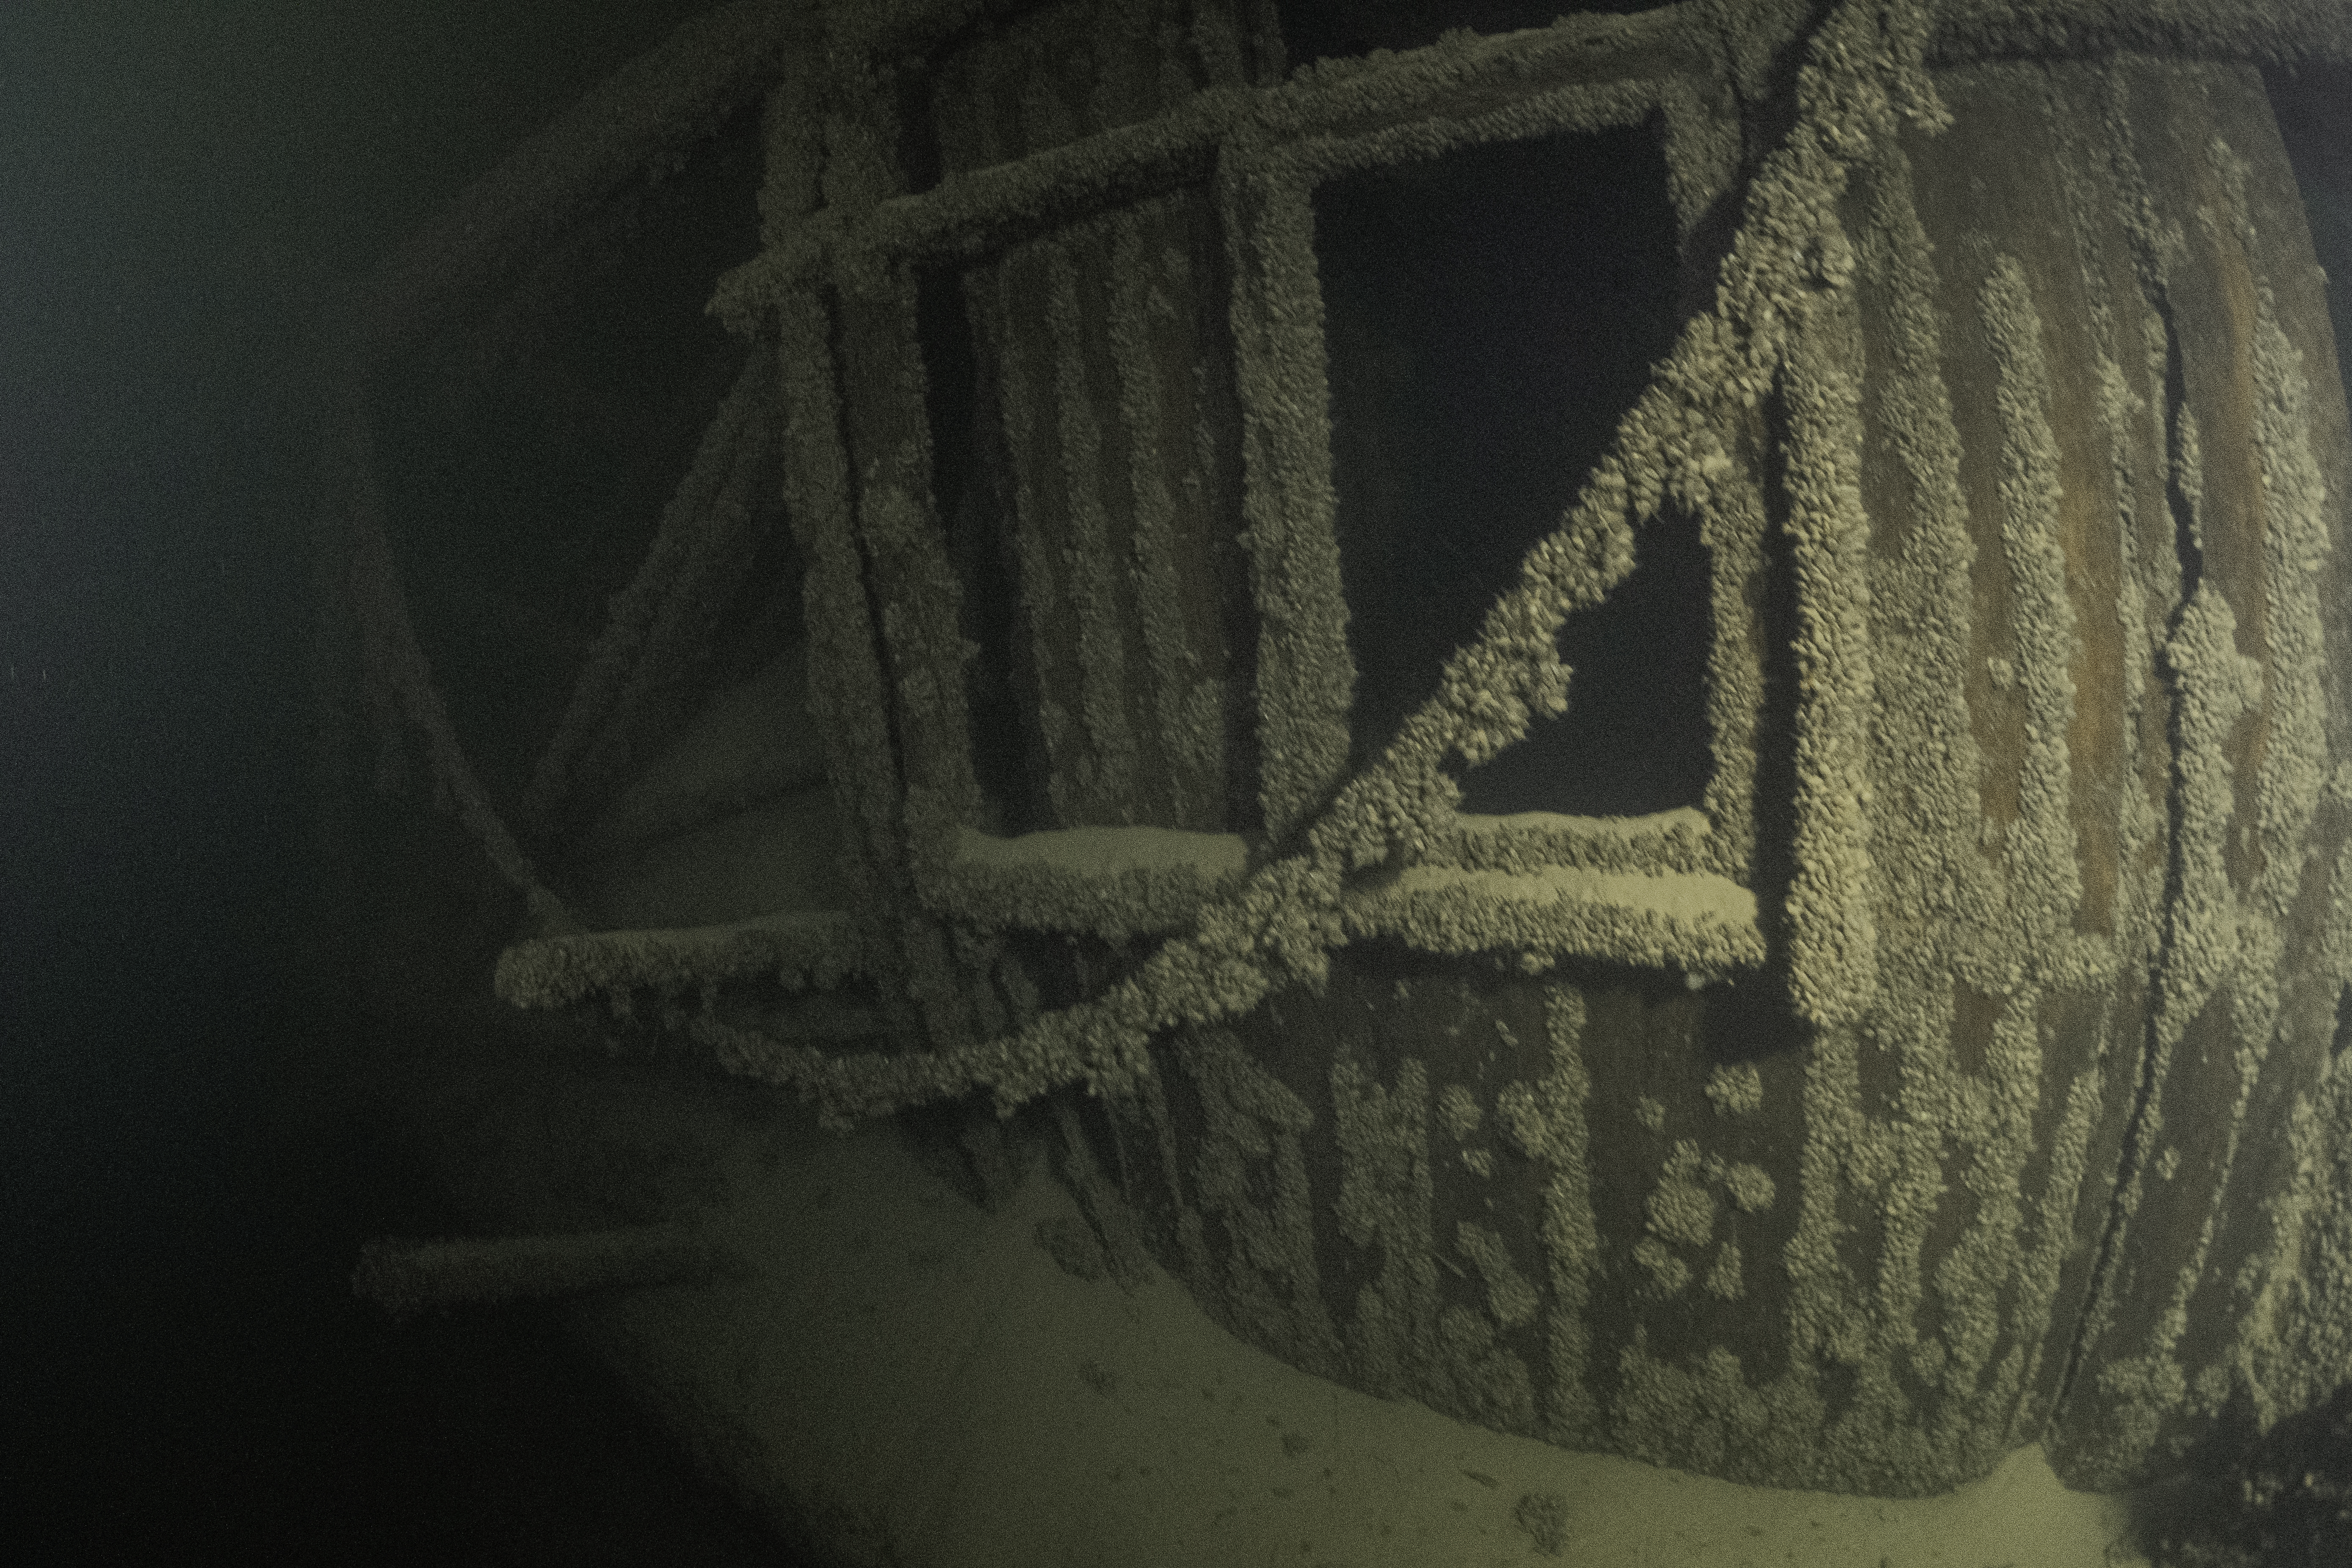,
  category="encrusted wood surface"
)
[333,0,2352,1505]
